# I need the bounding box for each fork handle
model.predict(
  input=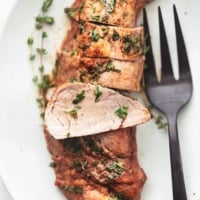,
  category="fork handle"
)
[167,113,187,200]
